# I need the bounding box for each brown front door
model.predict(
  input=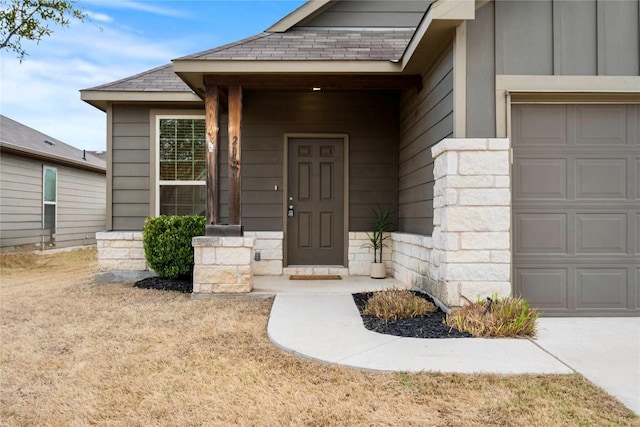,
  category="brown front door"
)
[287,137,345,265]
